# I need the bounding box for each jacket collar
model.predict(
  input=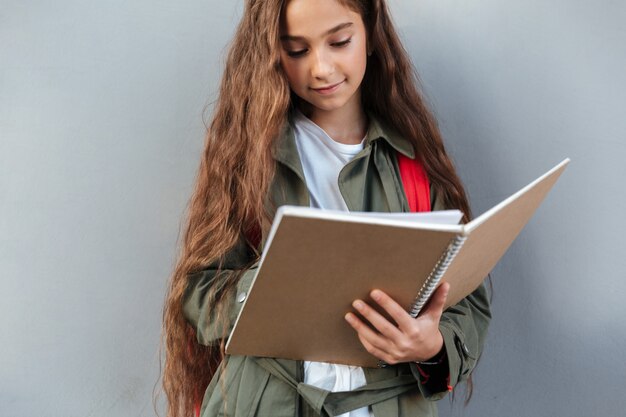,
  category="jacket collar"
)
[364,112,415,159]
[273,111,416,172]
